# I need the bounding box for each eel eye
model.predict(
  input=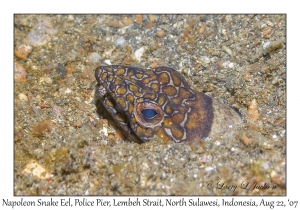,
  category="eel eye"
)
[134,101,164,127]
[141,109,158,119]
